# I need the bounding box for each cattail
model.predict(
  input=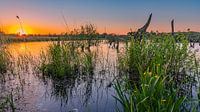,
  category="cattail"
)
[16,15,24,35]
[16,16,19,19]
